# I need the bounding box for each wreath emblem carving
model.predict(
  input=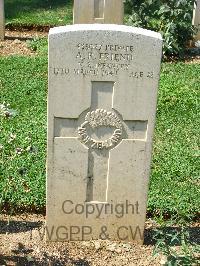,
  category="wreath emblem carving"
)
[78,109,122,149]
